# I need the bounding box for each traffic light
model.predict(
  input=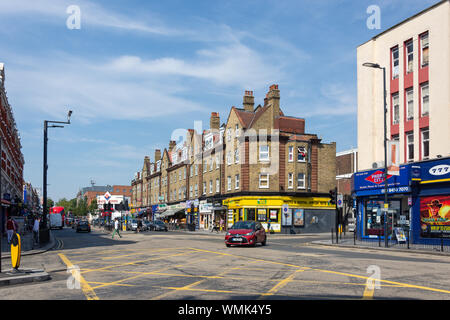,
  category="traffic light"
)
[329,188,337,205]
